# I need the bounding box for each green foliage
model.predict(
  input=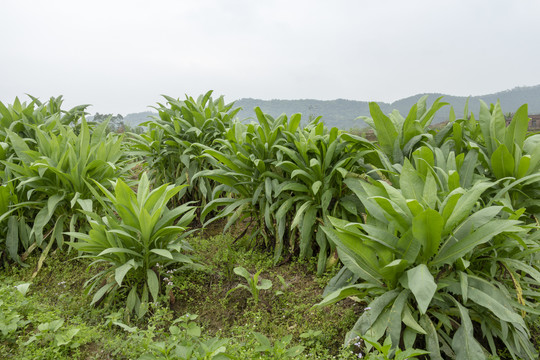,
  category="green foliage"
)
[226,266,273,305]
[359,335,429,360]
[200,108,375,274]
[361,96,448,167]
[24,318,81,349]
[139,314,232,360]
[198,108,302,239]
[317,146,540,358]
[2,93,540,359]
[131,91,241,210]
[252,332,305,359]
[68,172,199,317]
[0,282,31,339]
[273,125,375,274]
[0,98,126,269]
